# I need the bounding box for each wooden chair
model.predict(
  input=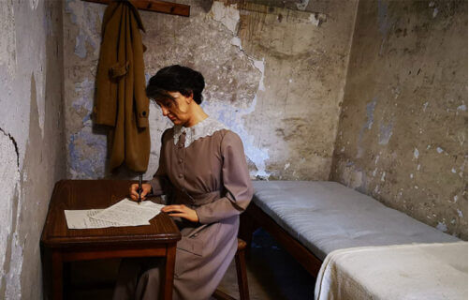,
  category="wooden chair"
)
[212,238,250,300]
